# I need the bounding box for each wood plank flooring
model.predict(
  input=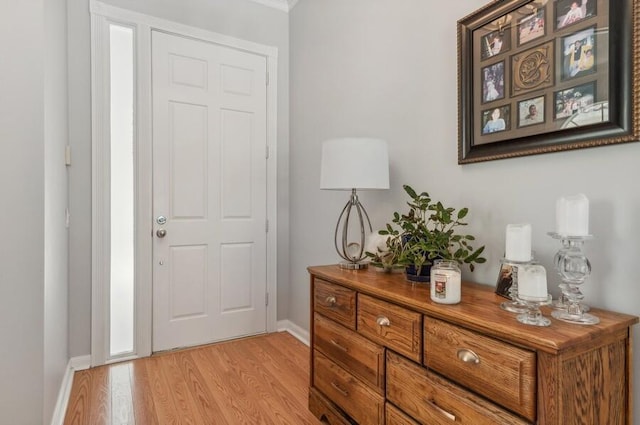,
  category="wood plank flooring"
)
[64,332,321,425]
